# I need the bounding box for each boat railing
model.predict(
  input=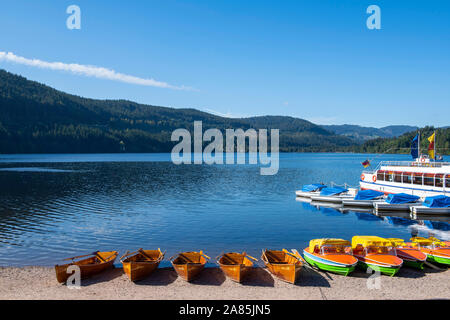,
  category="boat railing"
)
[363,161,450,174]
